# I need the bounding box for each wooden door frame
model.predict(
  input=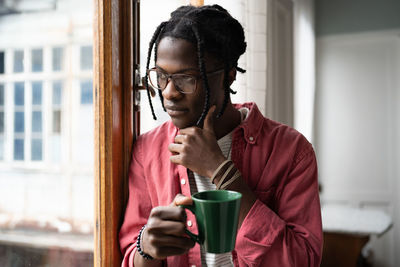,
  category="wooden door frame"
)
[93,0,139,266]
